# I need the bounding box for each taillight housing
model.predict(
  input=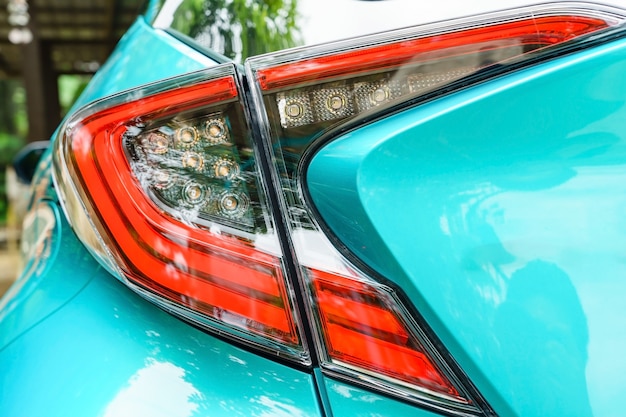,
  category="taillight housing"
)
[246,2,625,414]
[52,2,626,416]
[53,64,309,363]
